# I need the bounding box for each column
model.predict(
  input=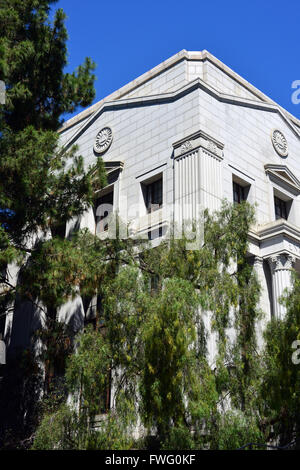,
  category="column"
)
[253,257,270,349]
[268,254,296,319]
